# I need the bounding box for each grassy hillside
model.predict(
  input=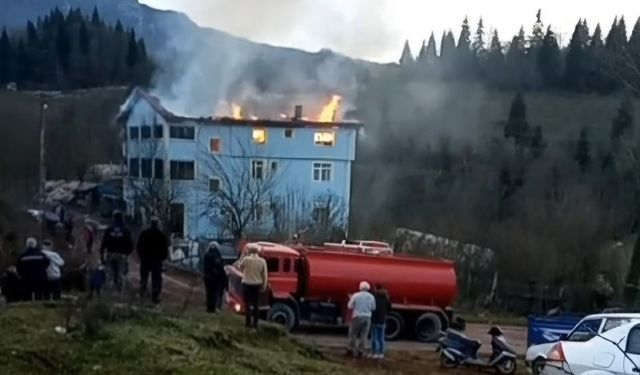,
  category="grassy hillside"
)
[0,303,351,375]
